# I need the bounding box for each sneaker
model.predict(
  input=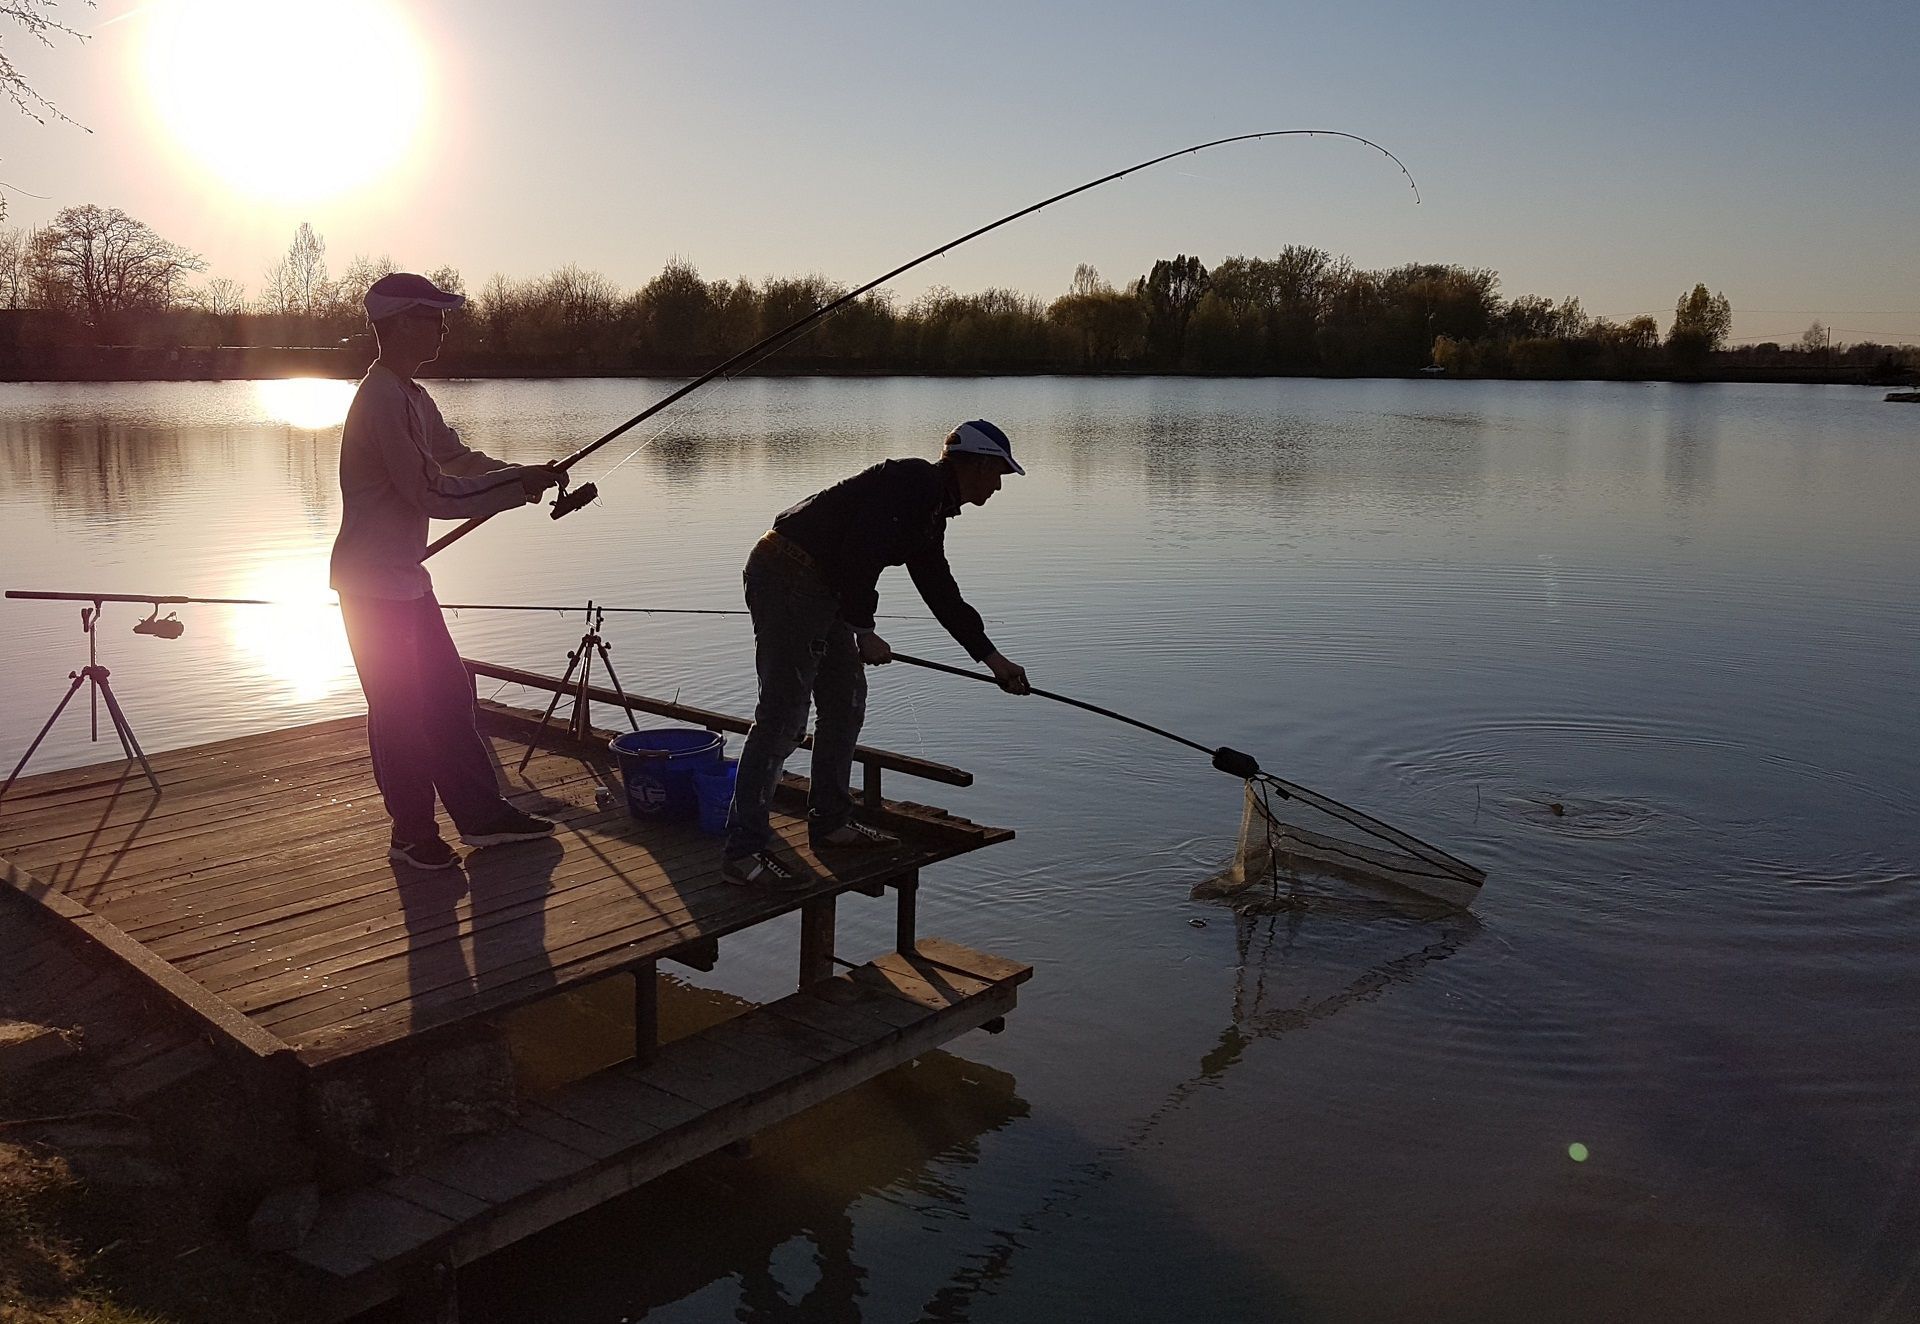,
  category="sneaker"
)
[390,834,458,870]
[810,820,899,851]
[722,849,807,890]
[460,806,557,847]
